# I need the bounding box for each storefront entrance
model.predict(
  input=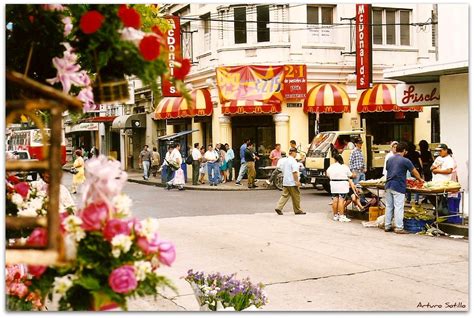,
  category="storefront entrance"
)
[308,113,341,142]
[362,112,418,144]
[231,115,275,178]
